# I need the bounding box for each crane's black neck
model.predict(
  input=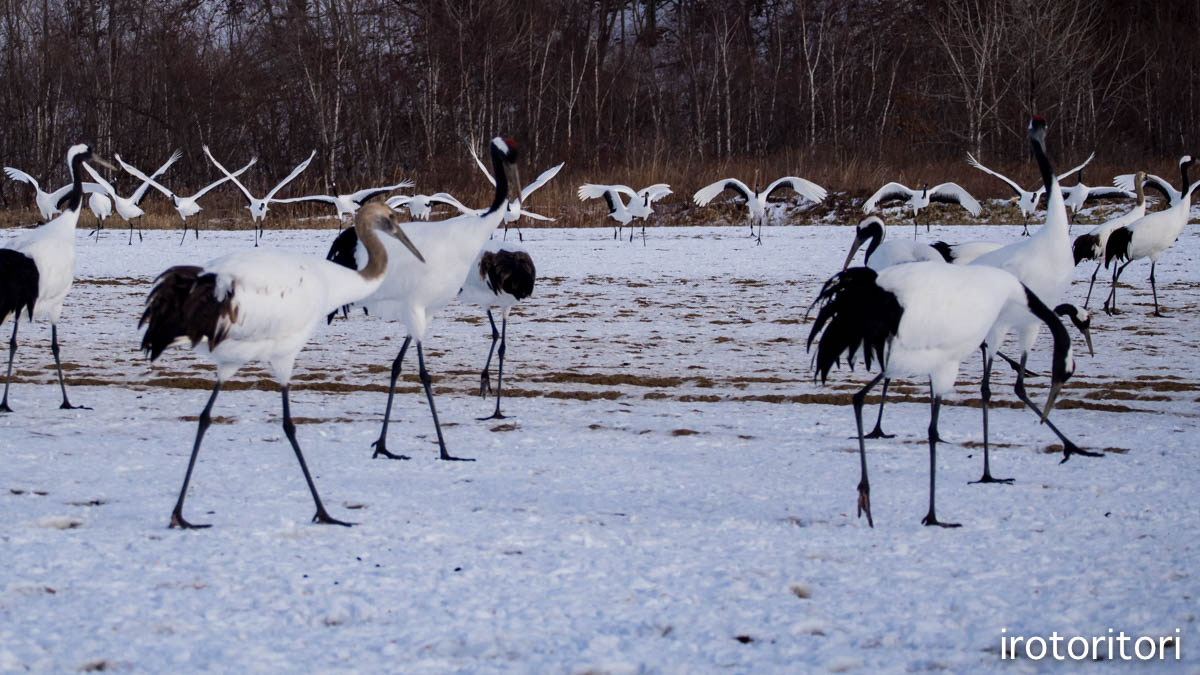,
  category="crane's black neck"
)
[861,221,883,263]
[1030,132,1055,194]
[487,143,511,215]
[1181,161,1191,190]
[63,151,89,213]
[1024,287,1071,383]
